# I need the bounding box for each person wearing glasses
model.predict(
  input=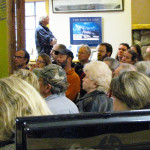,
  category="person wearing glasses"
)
[30,53,51,71]
[74,44,91,99]
[97,42,113,61]
[14,49,30,70]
